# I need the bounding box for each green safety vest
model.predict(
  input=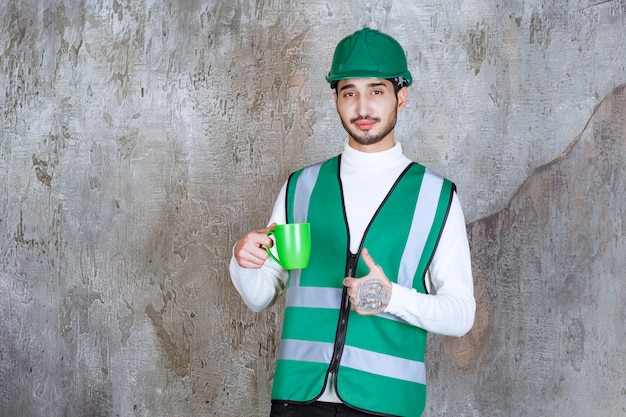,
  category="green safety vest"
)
[271,155,455,417]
